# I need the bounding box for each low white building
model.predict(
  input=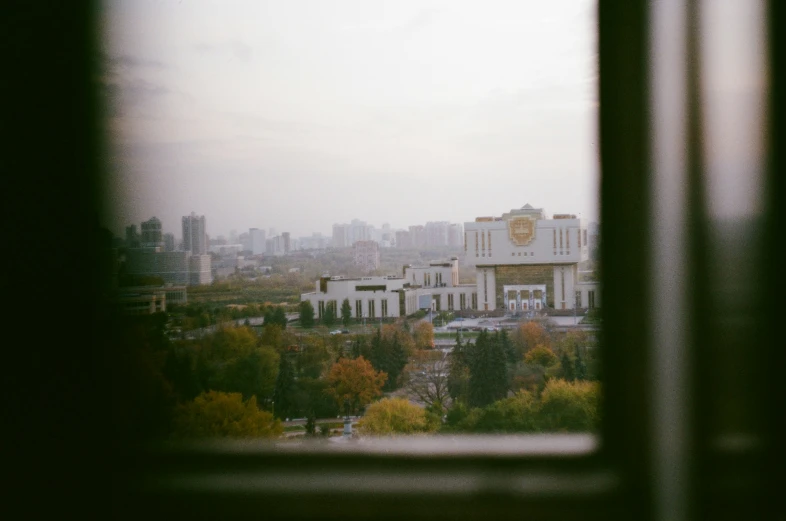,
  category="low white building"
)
[301,257,479,319]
